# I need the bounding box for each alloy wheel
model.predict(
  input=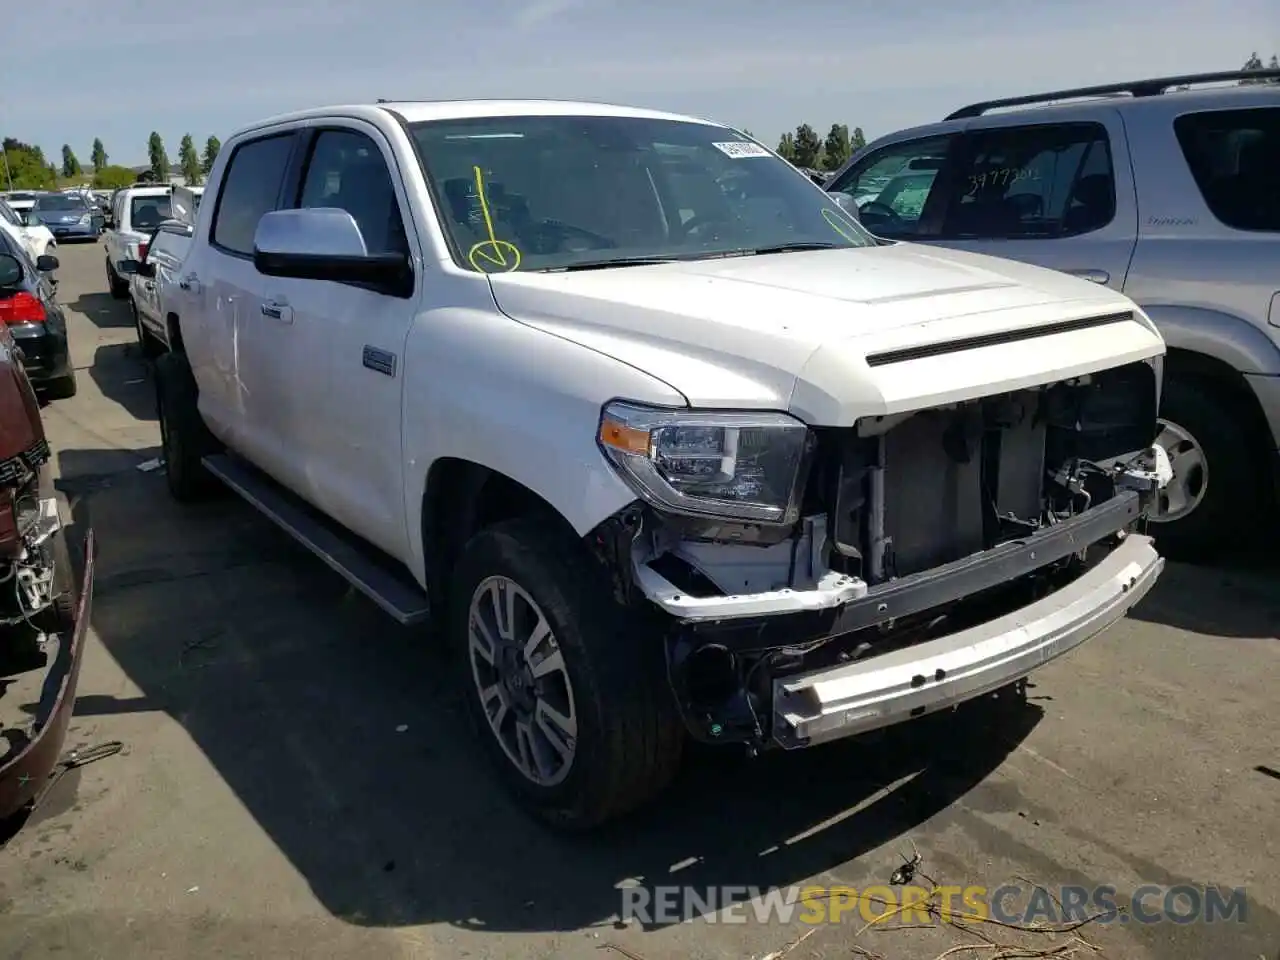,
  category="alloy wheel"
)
[467,575,578,787]
[1151,418,1207,522]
